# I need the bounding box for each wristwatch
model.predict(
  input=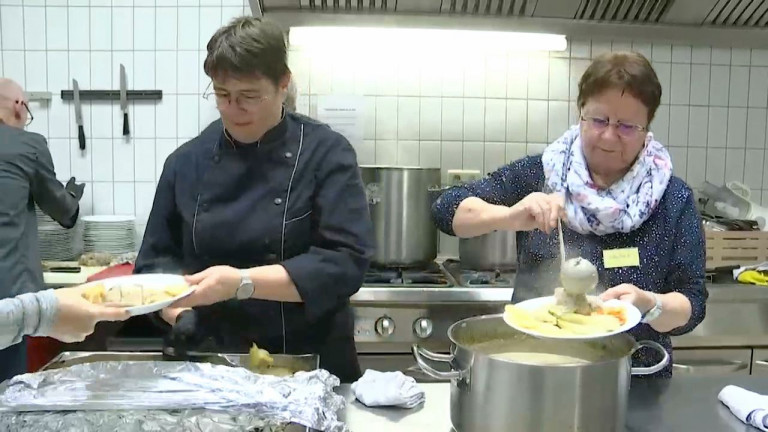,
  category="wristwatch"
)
[235,270,255,300]
[641,293,663,323]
